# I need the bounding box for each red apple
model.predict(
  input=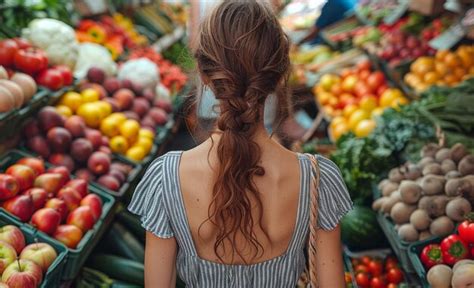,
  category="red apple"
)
[67,206,96,232]
[23,188,48,211]
[31,208,61,235]
[0,225,25,254]
[75,169,95,182]
[64,115,86,138]
[103,77,121,94]
[38,106,64,132]
[0,240,17,274]
[16,158,45,176]
[48,153,75,172]
[103,98,120,112]
[0,174,19,200]
[26,136,50,159]
[53,225,83,248]
[84,129,102,150]
[87,152,111,175]
[80,194,102,221]
[154,98,173,113]
[98,146,112,155]
[45,198,68,222]
[70,138,93,163]
[3,195,34,222]
[113,88,134,110]
[20,243,57,273]
[86,67,105,84]
[108,169,125,183]
[47,127,72,153]
[2,259,43,288]
[131,98,150,117]
[64,179,88,198]
[97,175,120,191]
[57,187,82,212]
[22,119,40,138]
[5,164,35,192]
[46,166,70,187]
[148,108,168,126]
